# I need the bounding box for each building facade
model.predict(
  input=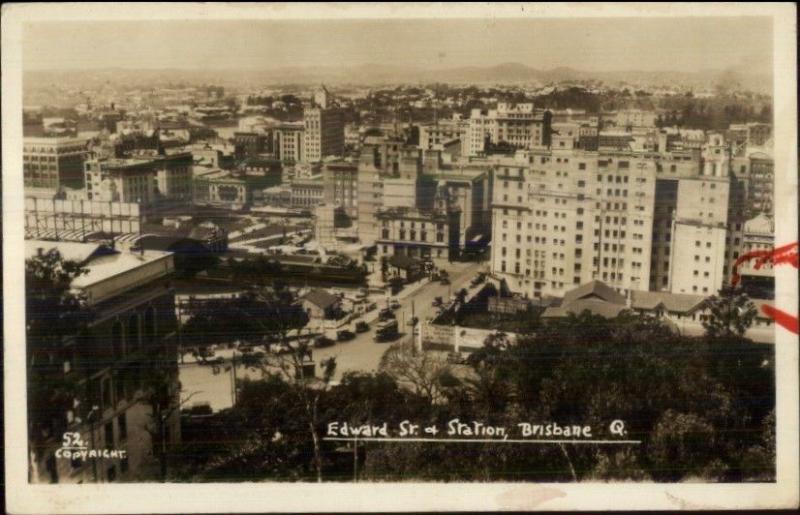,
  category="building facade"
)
[24,136,88,190]
[303,89,345,163]
[322,162,359,218]
[272,123,305,163]
[465,103,552,156]
[375,206,461,265]
[26,241,181,483]
[84,152,193,207]
[490,151,658,299]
